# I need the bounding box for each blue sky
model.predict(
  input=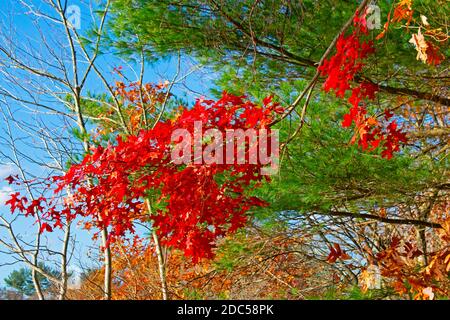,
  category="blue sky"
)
[0,0,215,288]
